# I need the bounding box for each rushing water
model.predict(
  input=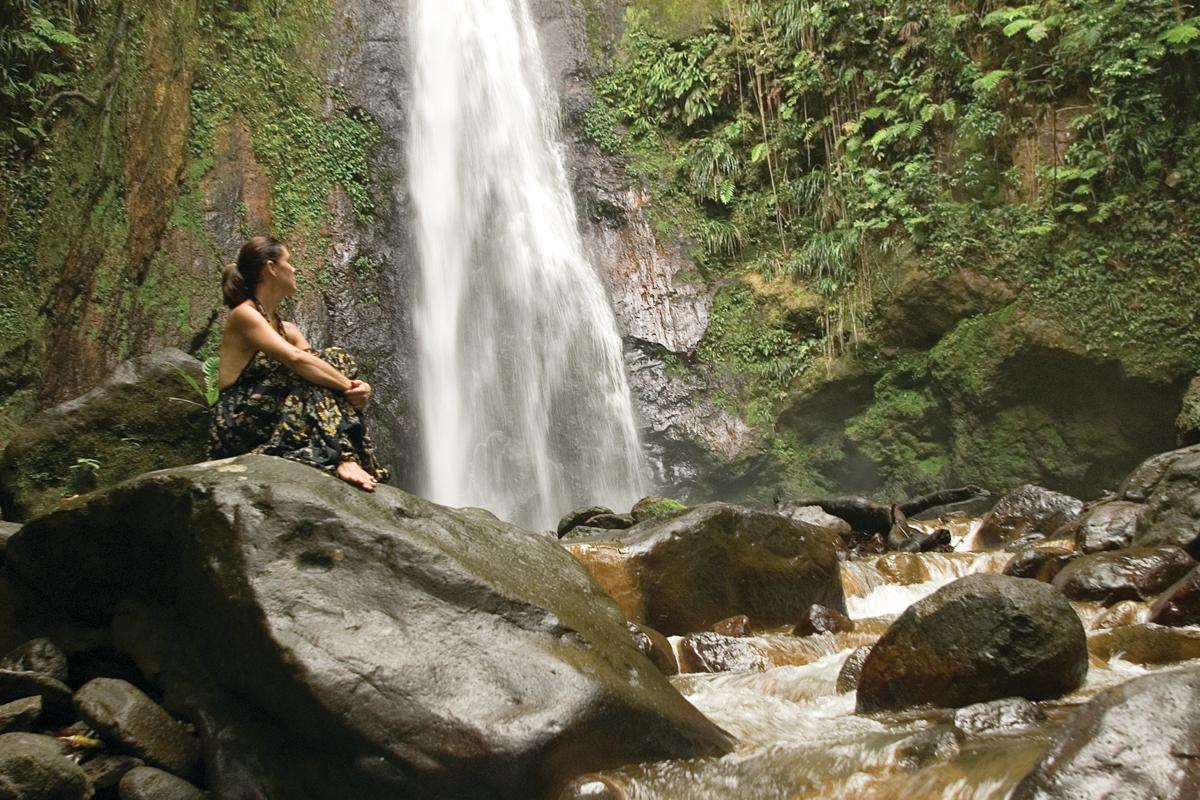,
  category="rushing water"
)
[407,0,646,529]
[580,525,1199,799]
